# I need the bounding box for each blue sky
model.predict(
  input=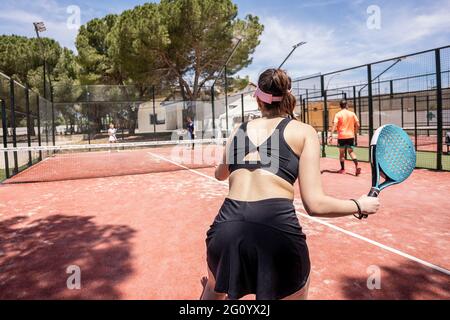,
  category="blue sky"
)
[1,0,449,84]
